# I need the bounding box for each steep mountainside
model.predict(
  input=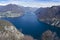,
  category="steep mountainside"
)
[0,20,24,40]
[35,6,60,27]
